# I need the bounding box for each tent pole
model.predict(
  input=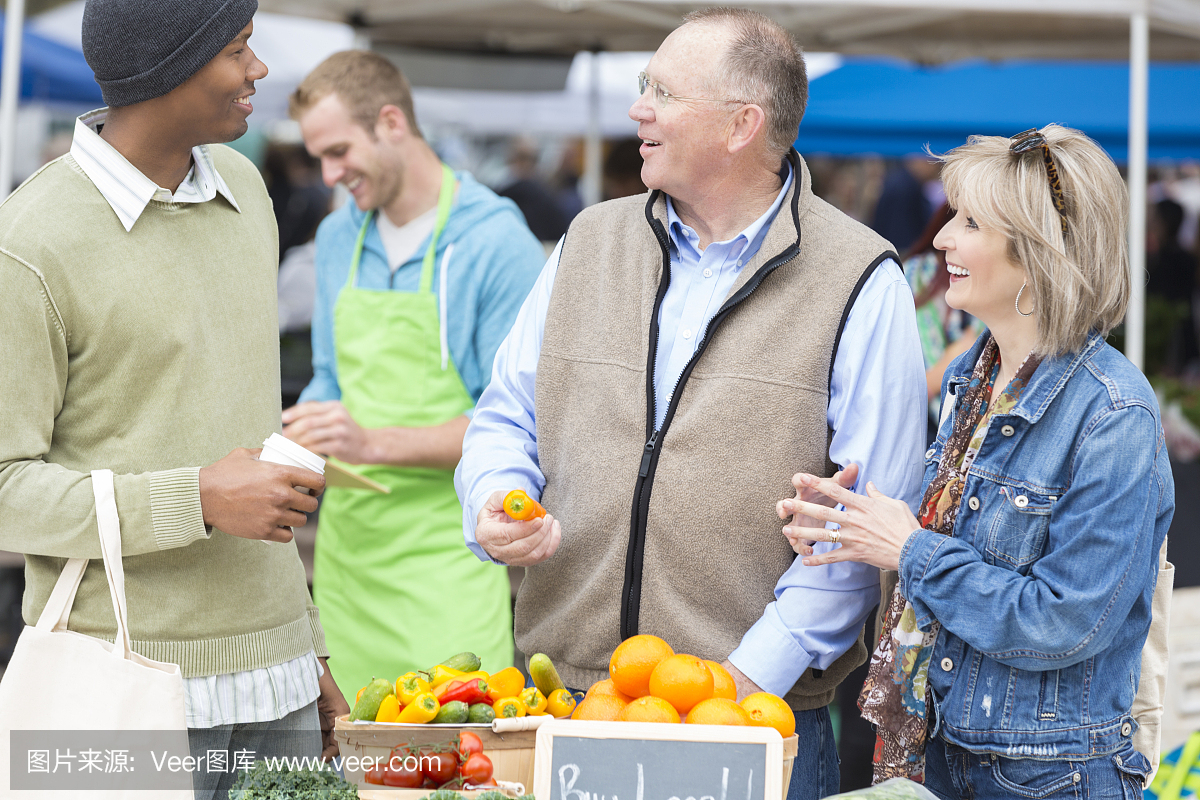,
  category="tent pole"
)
[1127,10,1148,371]
[582,50,602,207]
[0,0,27,198]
